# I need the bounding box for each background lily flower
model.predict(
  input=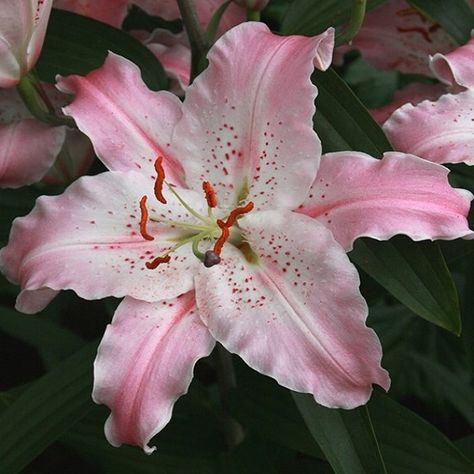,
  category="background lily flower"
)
[1,22,472,454]
[384,36,474,165]
[0,0,54,88]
